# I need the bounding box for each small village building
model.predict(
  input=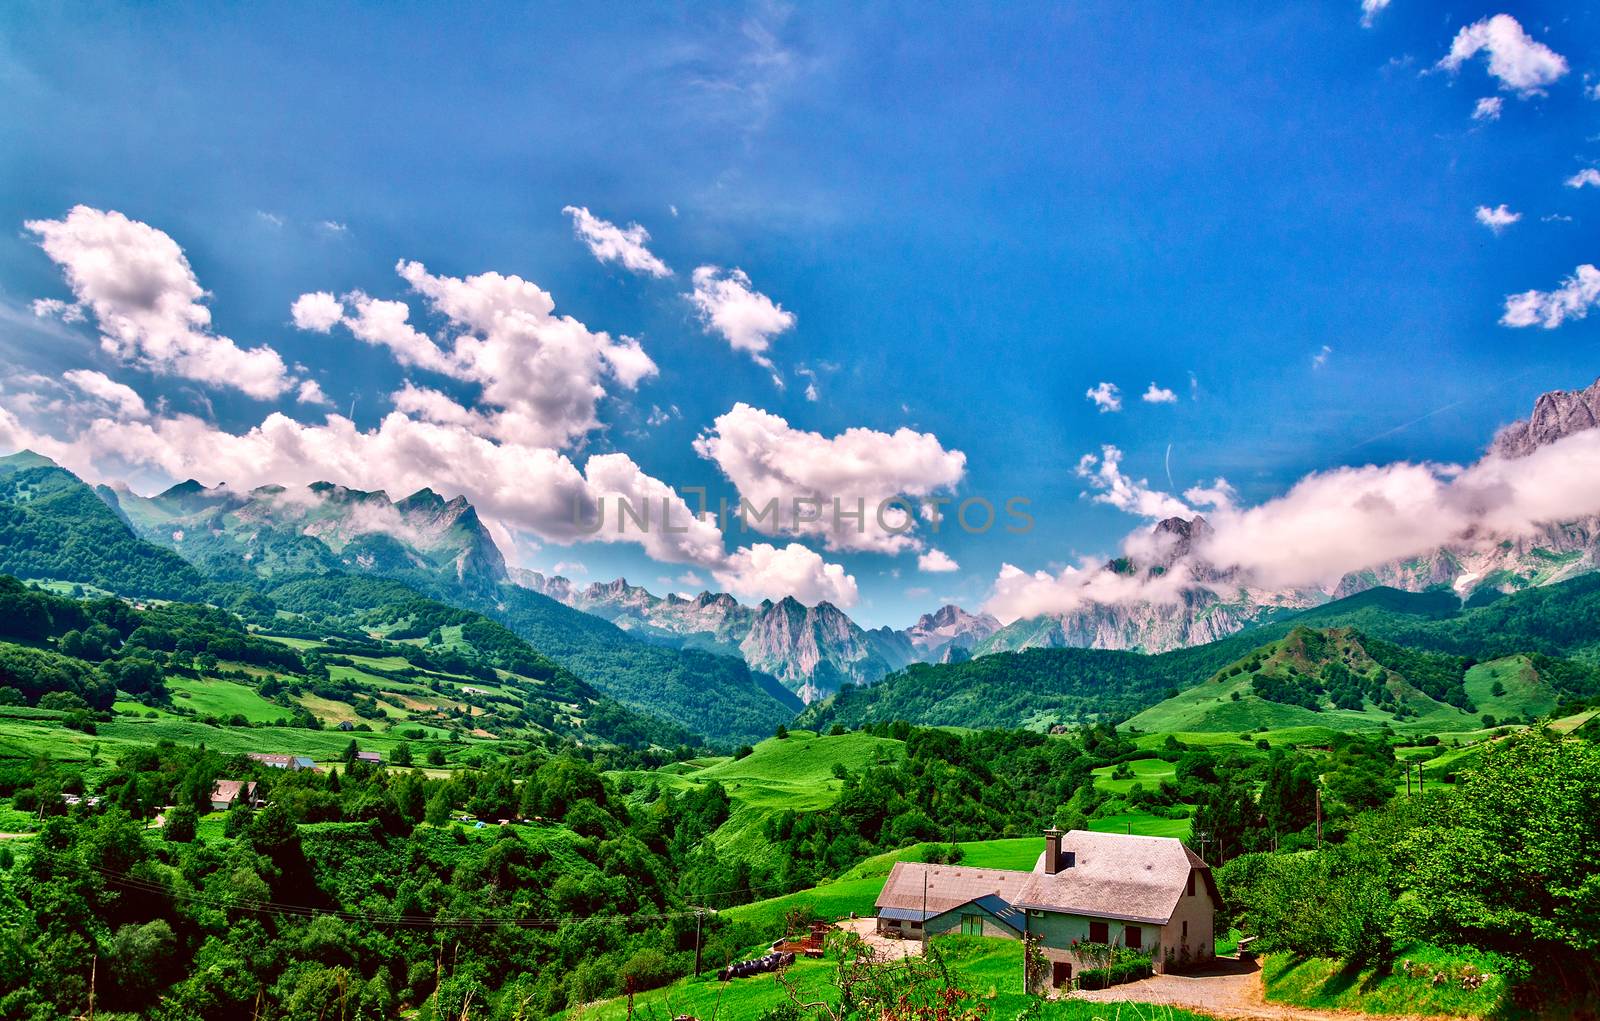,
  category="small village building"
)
[874,829,1218,987]
[209,780,259,812]
[356,751,382,765]
[248,753,316,771]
